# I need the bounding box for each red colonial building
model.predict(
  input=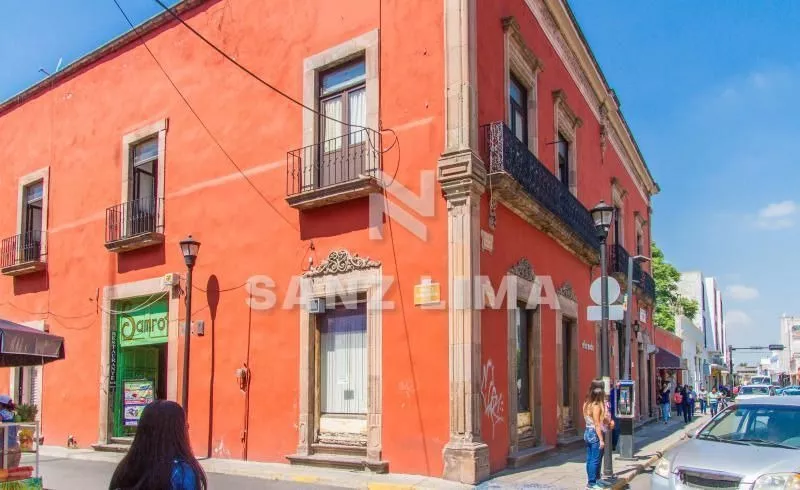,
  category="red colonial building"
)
[0,0,657,483]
